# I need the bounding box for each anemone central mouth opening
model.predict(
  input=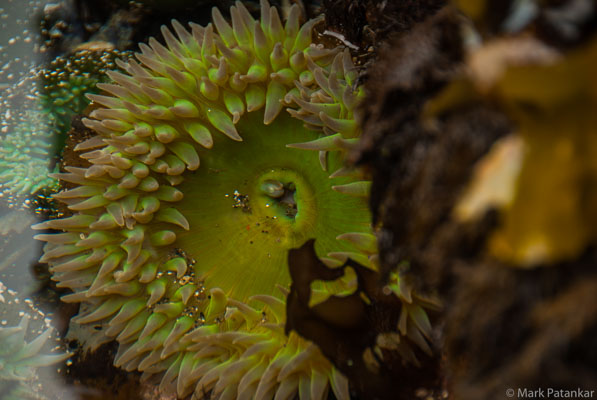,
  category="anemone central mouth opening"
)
[255,169,307,224]
[260,179,298,219]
